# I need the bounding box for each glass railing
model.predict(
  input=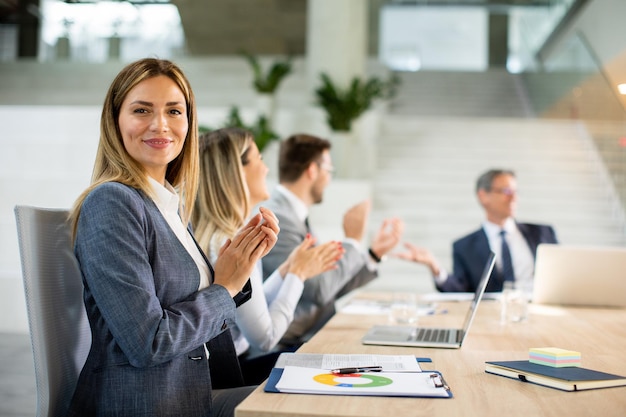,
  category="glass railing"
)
[520,28,626,232]
[507,0,578,73]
